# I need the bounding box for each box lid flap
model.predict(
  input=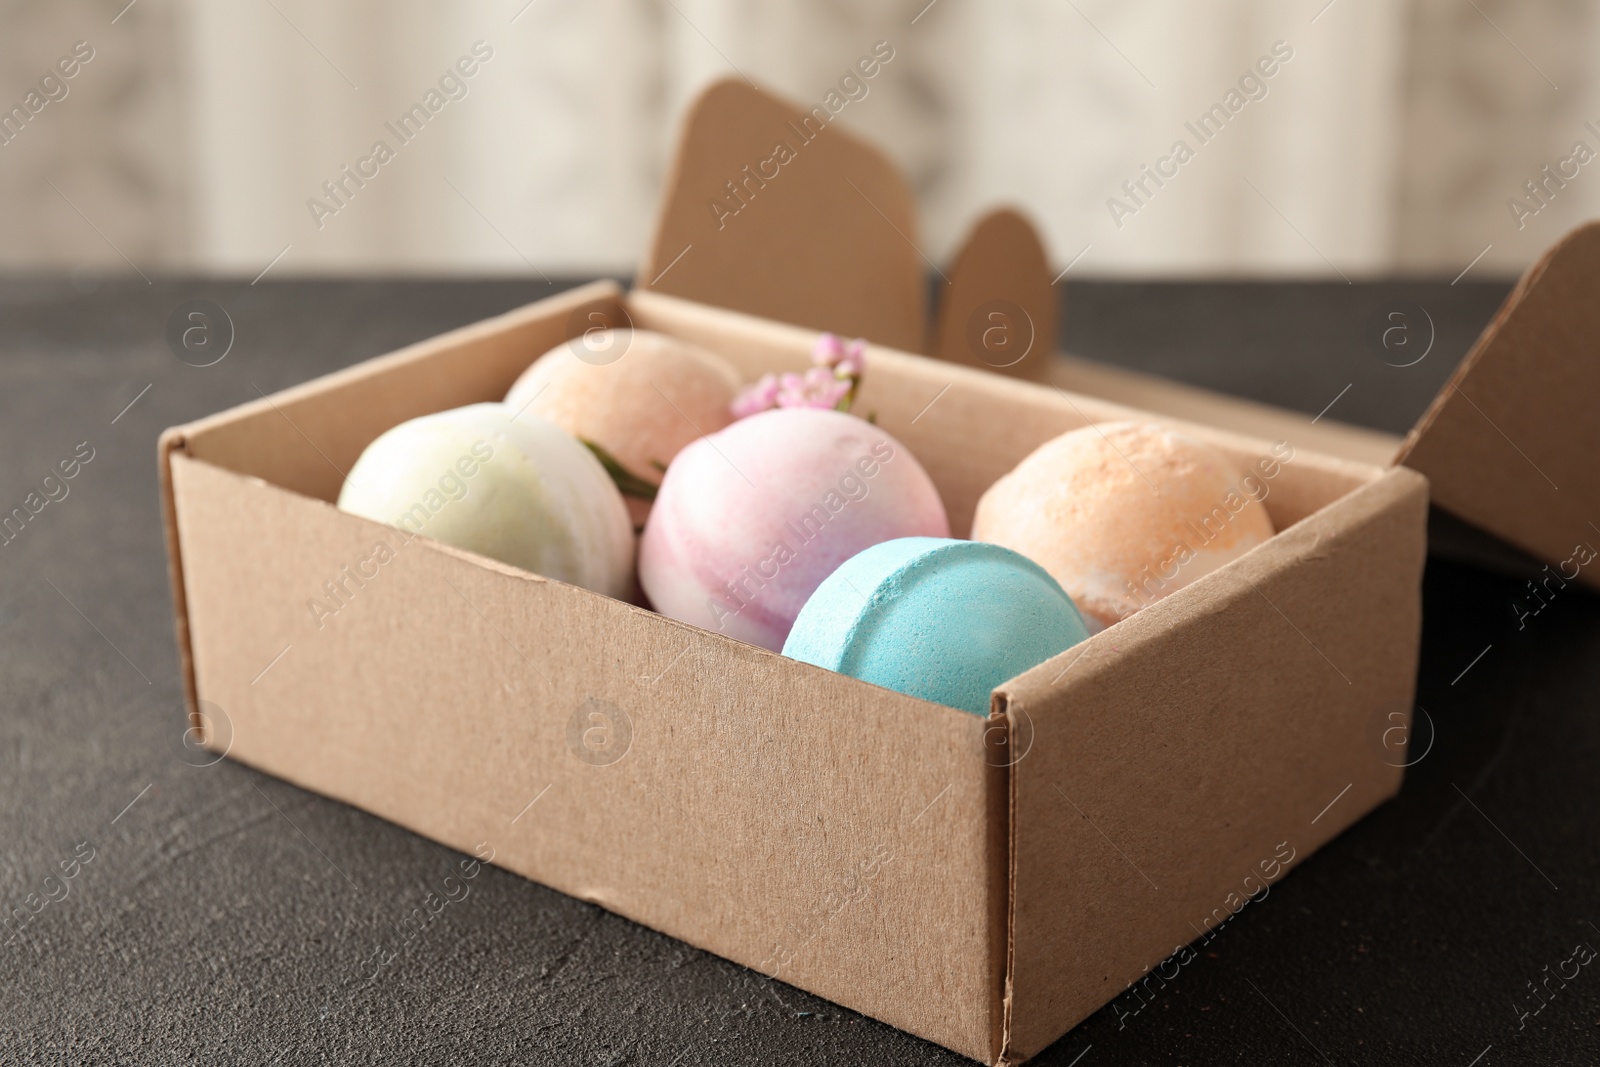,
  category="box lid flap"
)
[640,78,926,352]
[930,207,1058,381]
[1397,221,1600,587]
